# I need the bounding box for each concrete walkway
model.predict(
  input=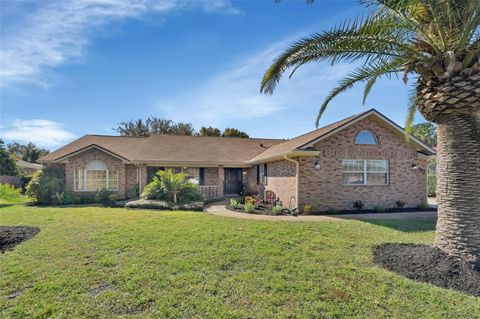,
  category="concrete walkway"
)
[205,201,437,222]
